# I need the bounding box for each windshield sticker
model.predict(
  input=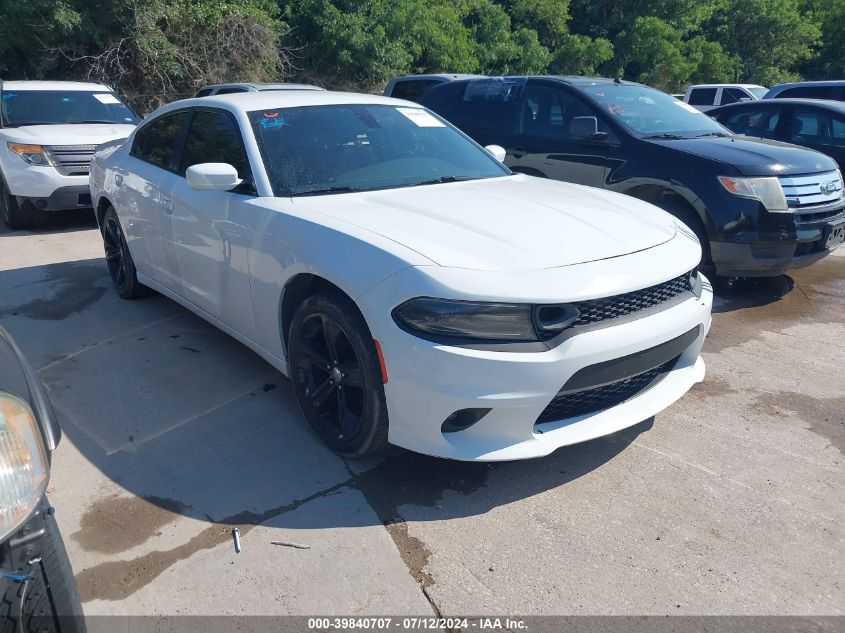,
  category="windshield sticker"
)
[674,100,703,114]
[396,107,444,127]
[93,93,121,104]
[260,111,289,129]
